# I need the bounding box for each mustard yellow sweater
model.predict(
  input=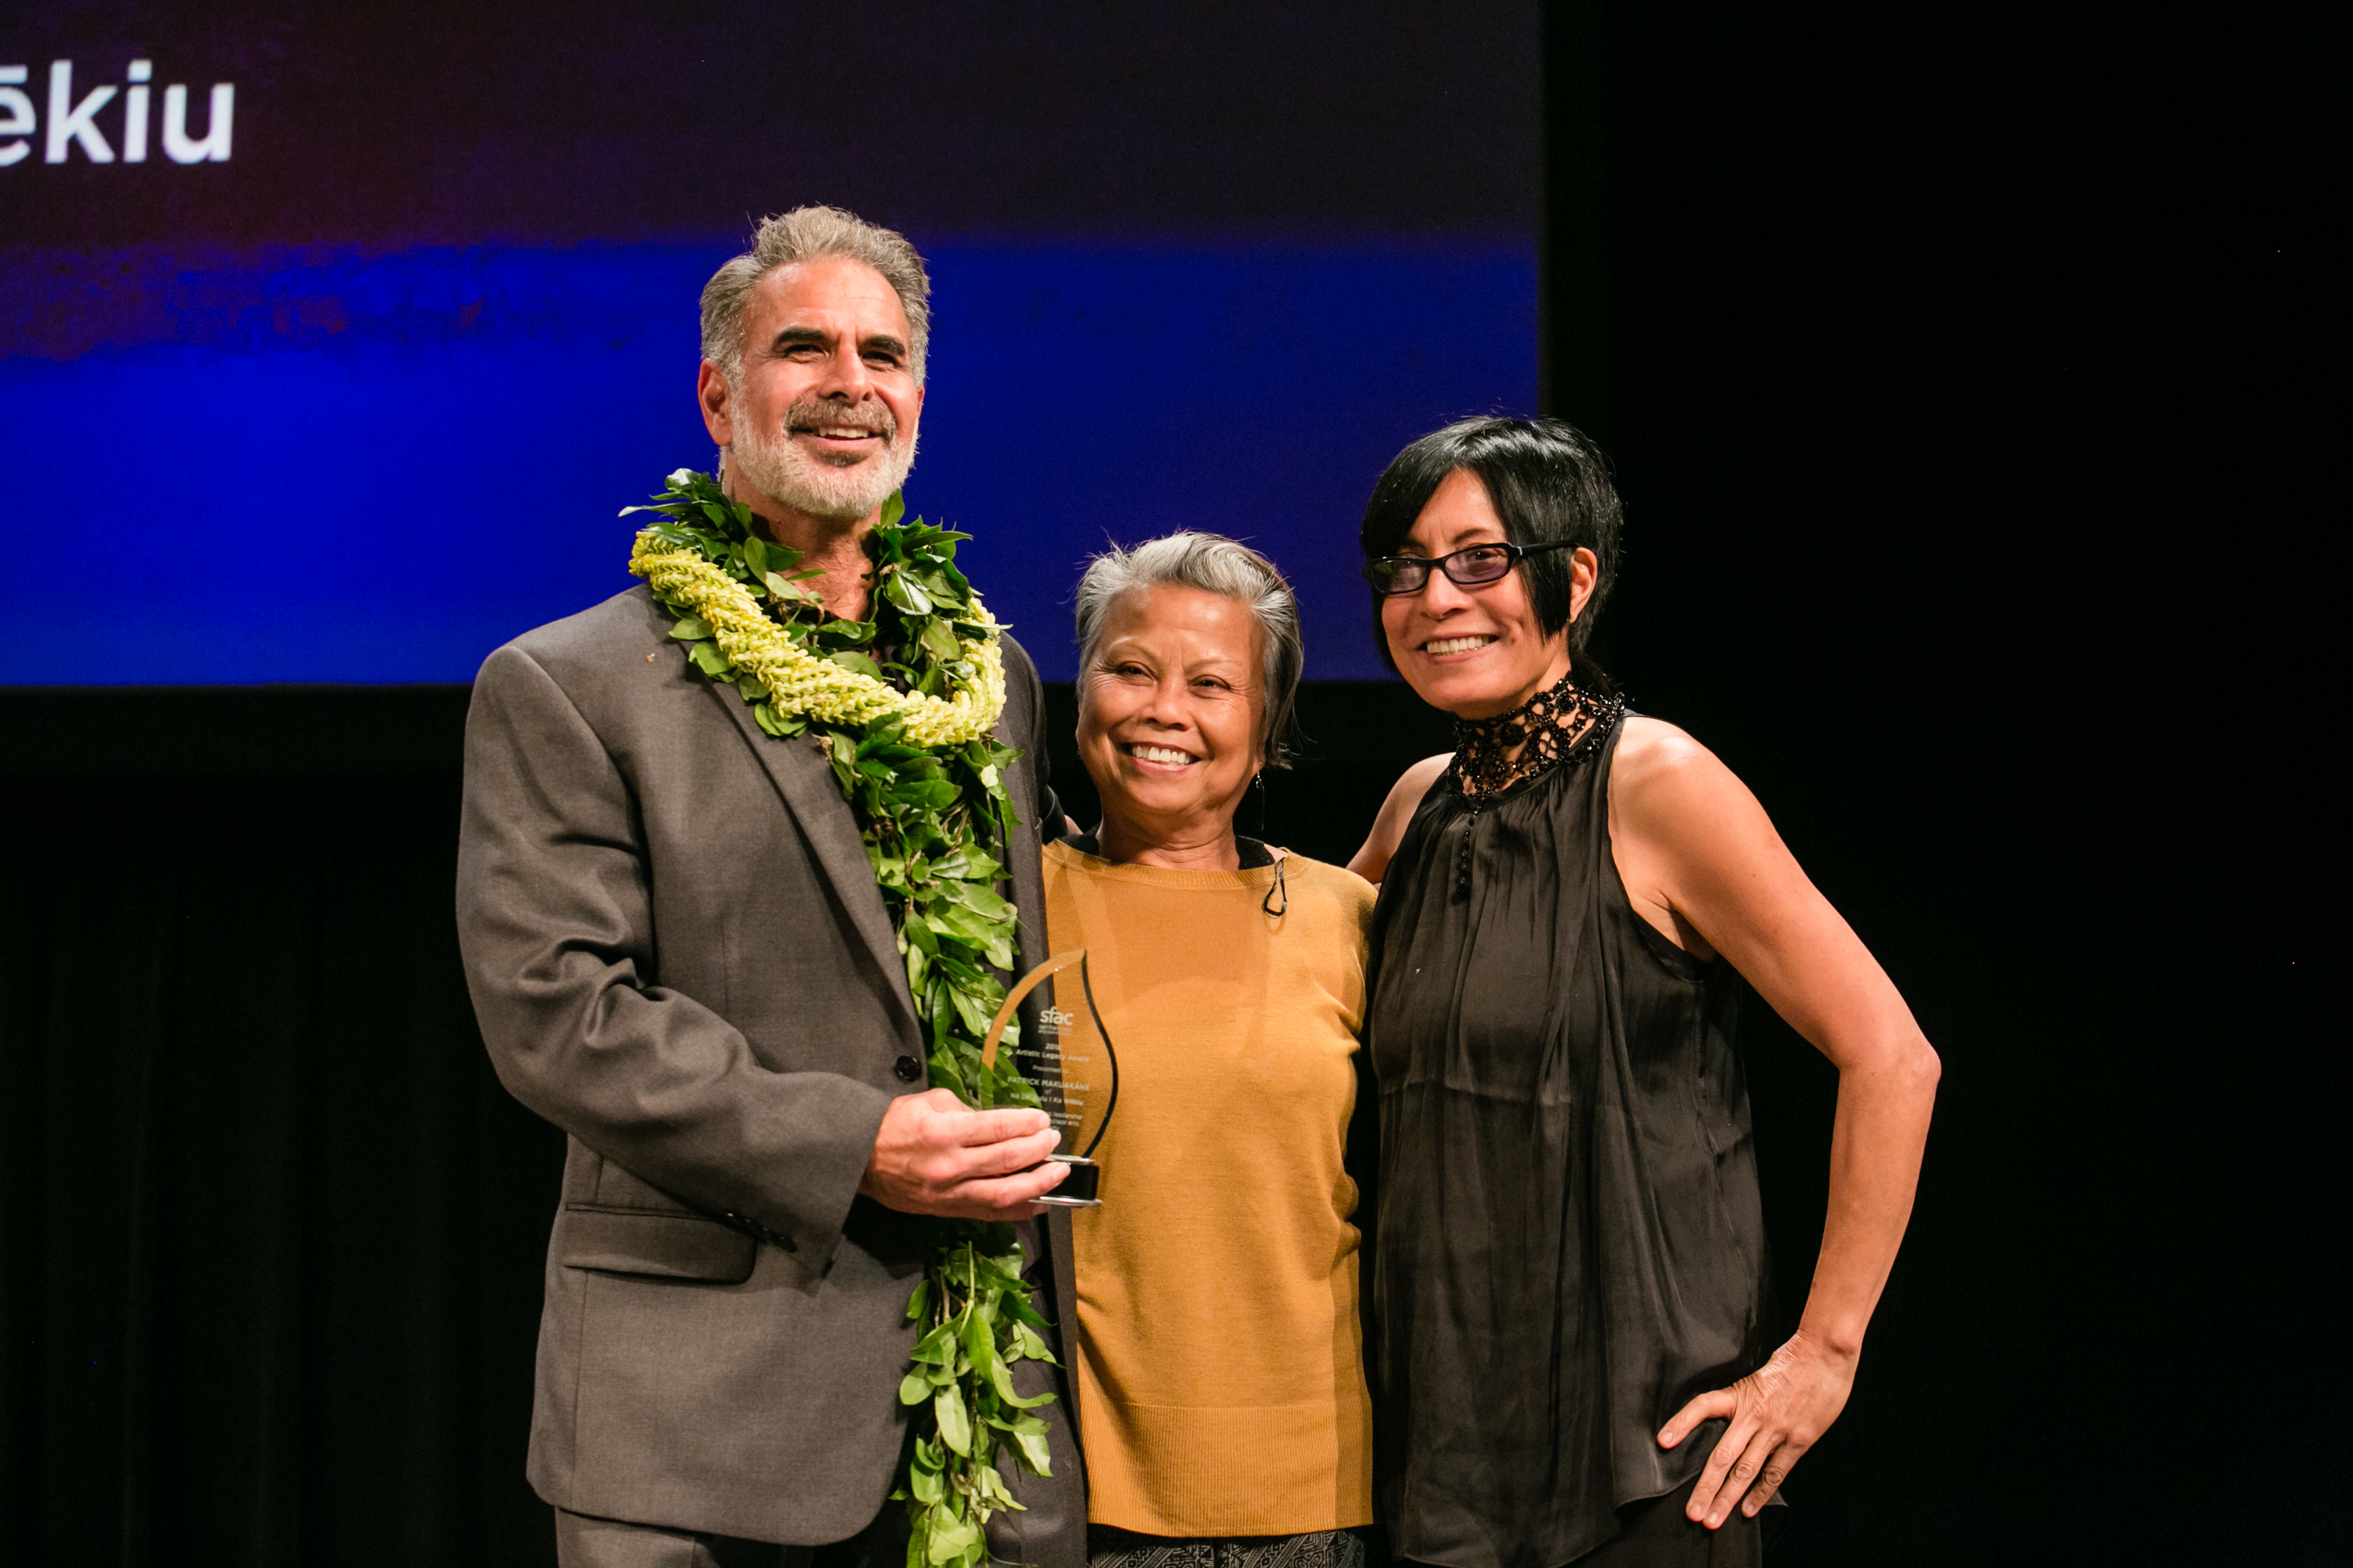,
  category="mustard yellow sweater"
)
[1040,840,1375,1537]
